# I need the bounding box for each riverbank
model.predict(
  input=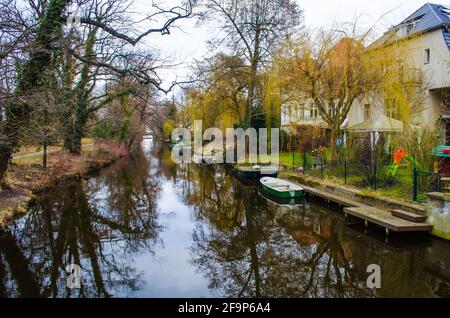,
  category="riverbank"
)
[281,170,450,240]
[0,140,124,227]
[2,142,447,298]
[282,171,426,214]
